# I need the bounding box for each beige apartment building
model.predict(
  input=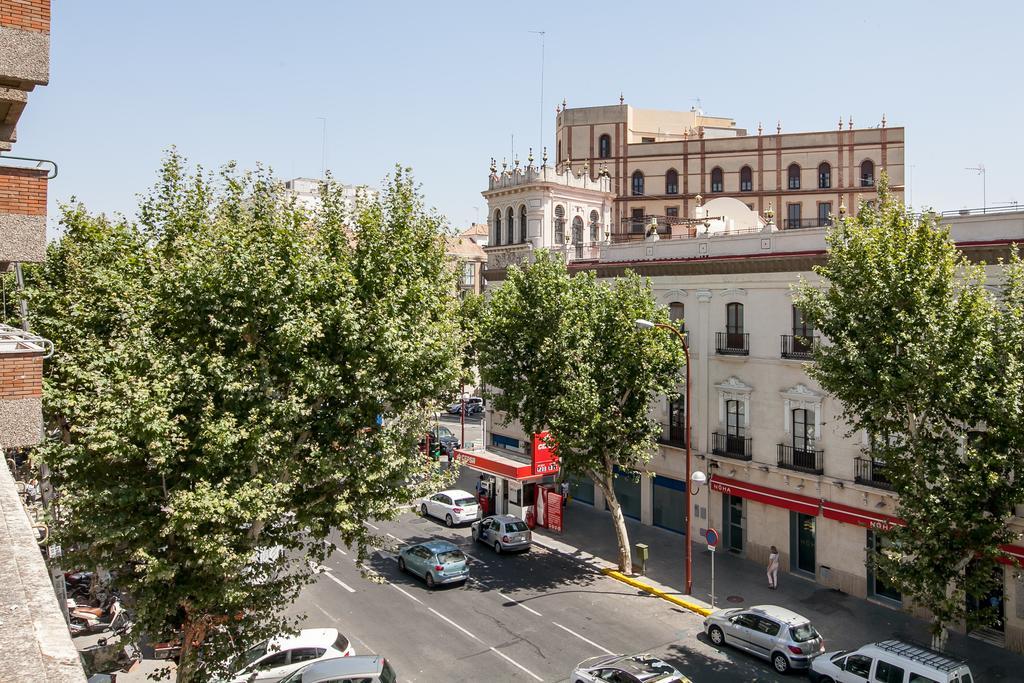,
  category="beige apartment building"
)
[479,126,1024,652]
[552,102,903,238]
